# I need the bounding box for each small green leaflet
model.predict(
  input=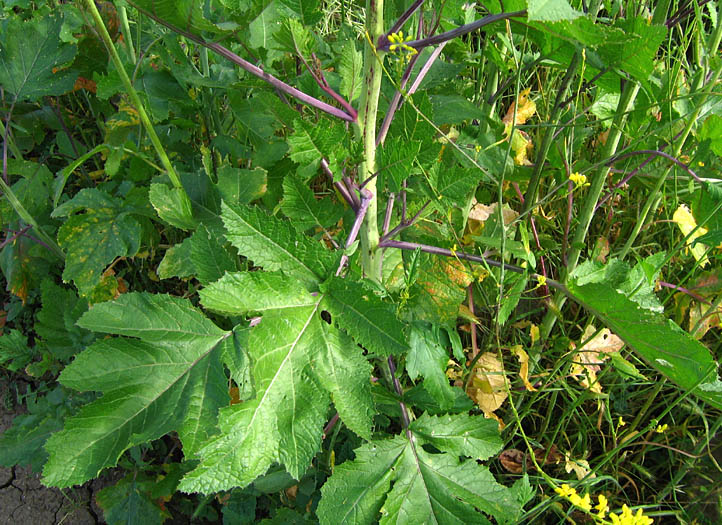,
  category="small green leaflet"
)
[42,293,230,487]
